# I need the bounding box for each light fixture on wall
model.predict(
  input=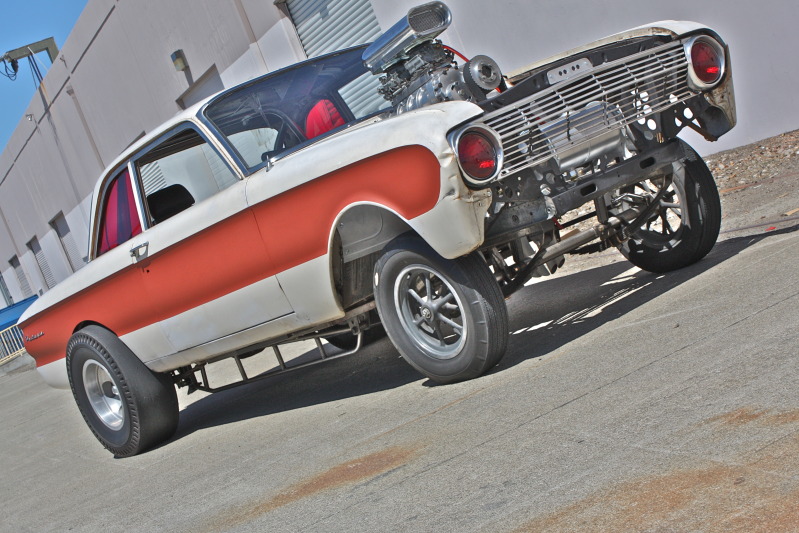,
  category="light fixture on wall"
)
[171,49,188,72]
